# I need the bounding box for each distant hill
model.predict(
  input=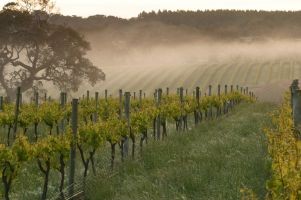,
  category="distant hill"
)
[49,10,301,41]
